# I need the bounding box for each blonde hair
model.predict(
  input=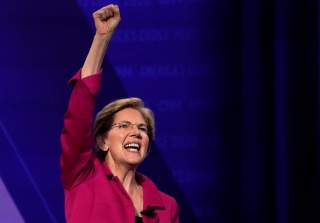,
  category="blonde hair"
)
[93,97,155,160]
